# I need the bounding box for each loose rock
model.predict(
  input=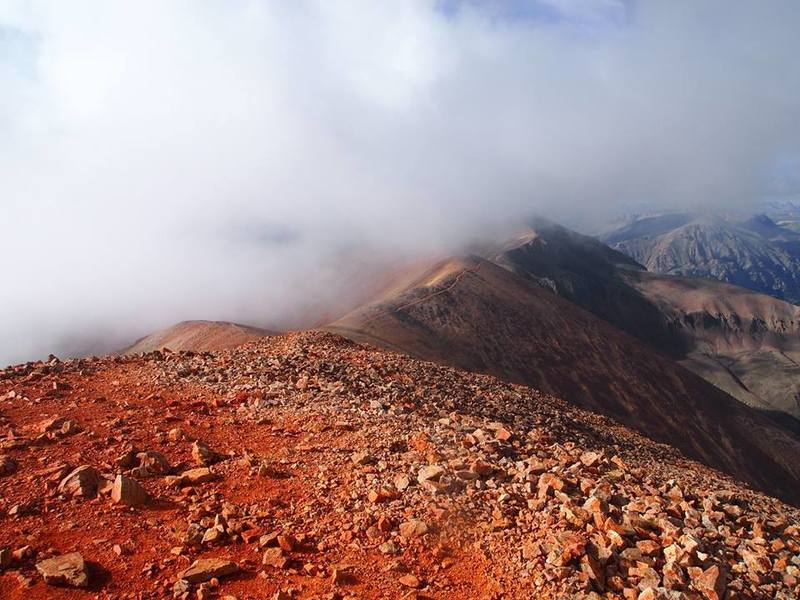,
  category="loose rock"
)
[35,552,90,588]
